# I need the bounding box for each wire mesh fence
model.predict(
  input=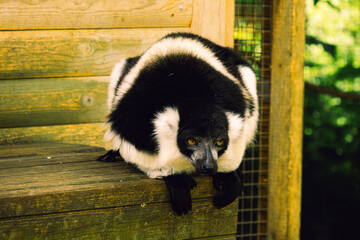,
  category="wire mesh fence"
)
[234,0,272,239]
